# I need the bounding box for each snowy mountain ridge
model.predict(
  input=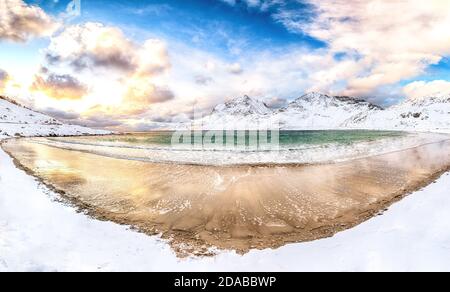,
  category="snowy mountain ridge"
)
[211,95,272,116]
[285,92,382,111]
[197,92,450,132]
[400,94,450,107]
[0,96,111,138]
